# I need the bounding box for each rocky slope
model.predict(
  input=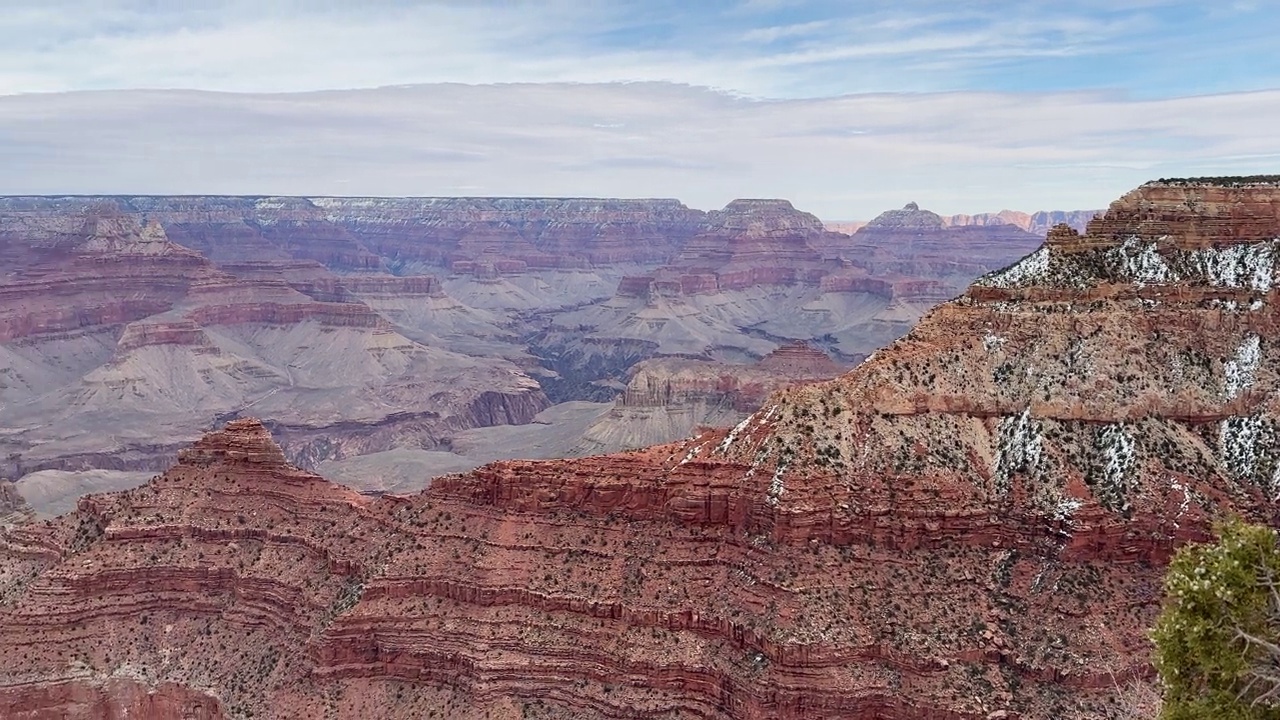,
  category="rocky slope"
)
[1,195,1038,407]
[619,199,841,296]
[3,178,1279,718]
[0,195,1091,521]
[843,202,1044,284]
